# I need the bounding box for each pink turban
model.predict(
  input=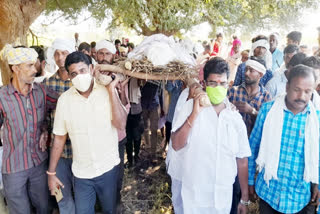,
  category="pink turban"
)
[230,39,242,56]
